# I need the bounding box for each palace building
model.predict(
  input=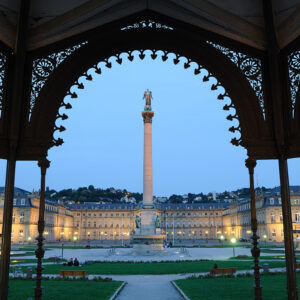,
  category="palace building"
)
[1,187,300,244]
